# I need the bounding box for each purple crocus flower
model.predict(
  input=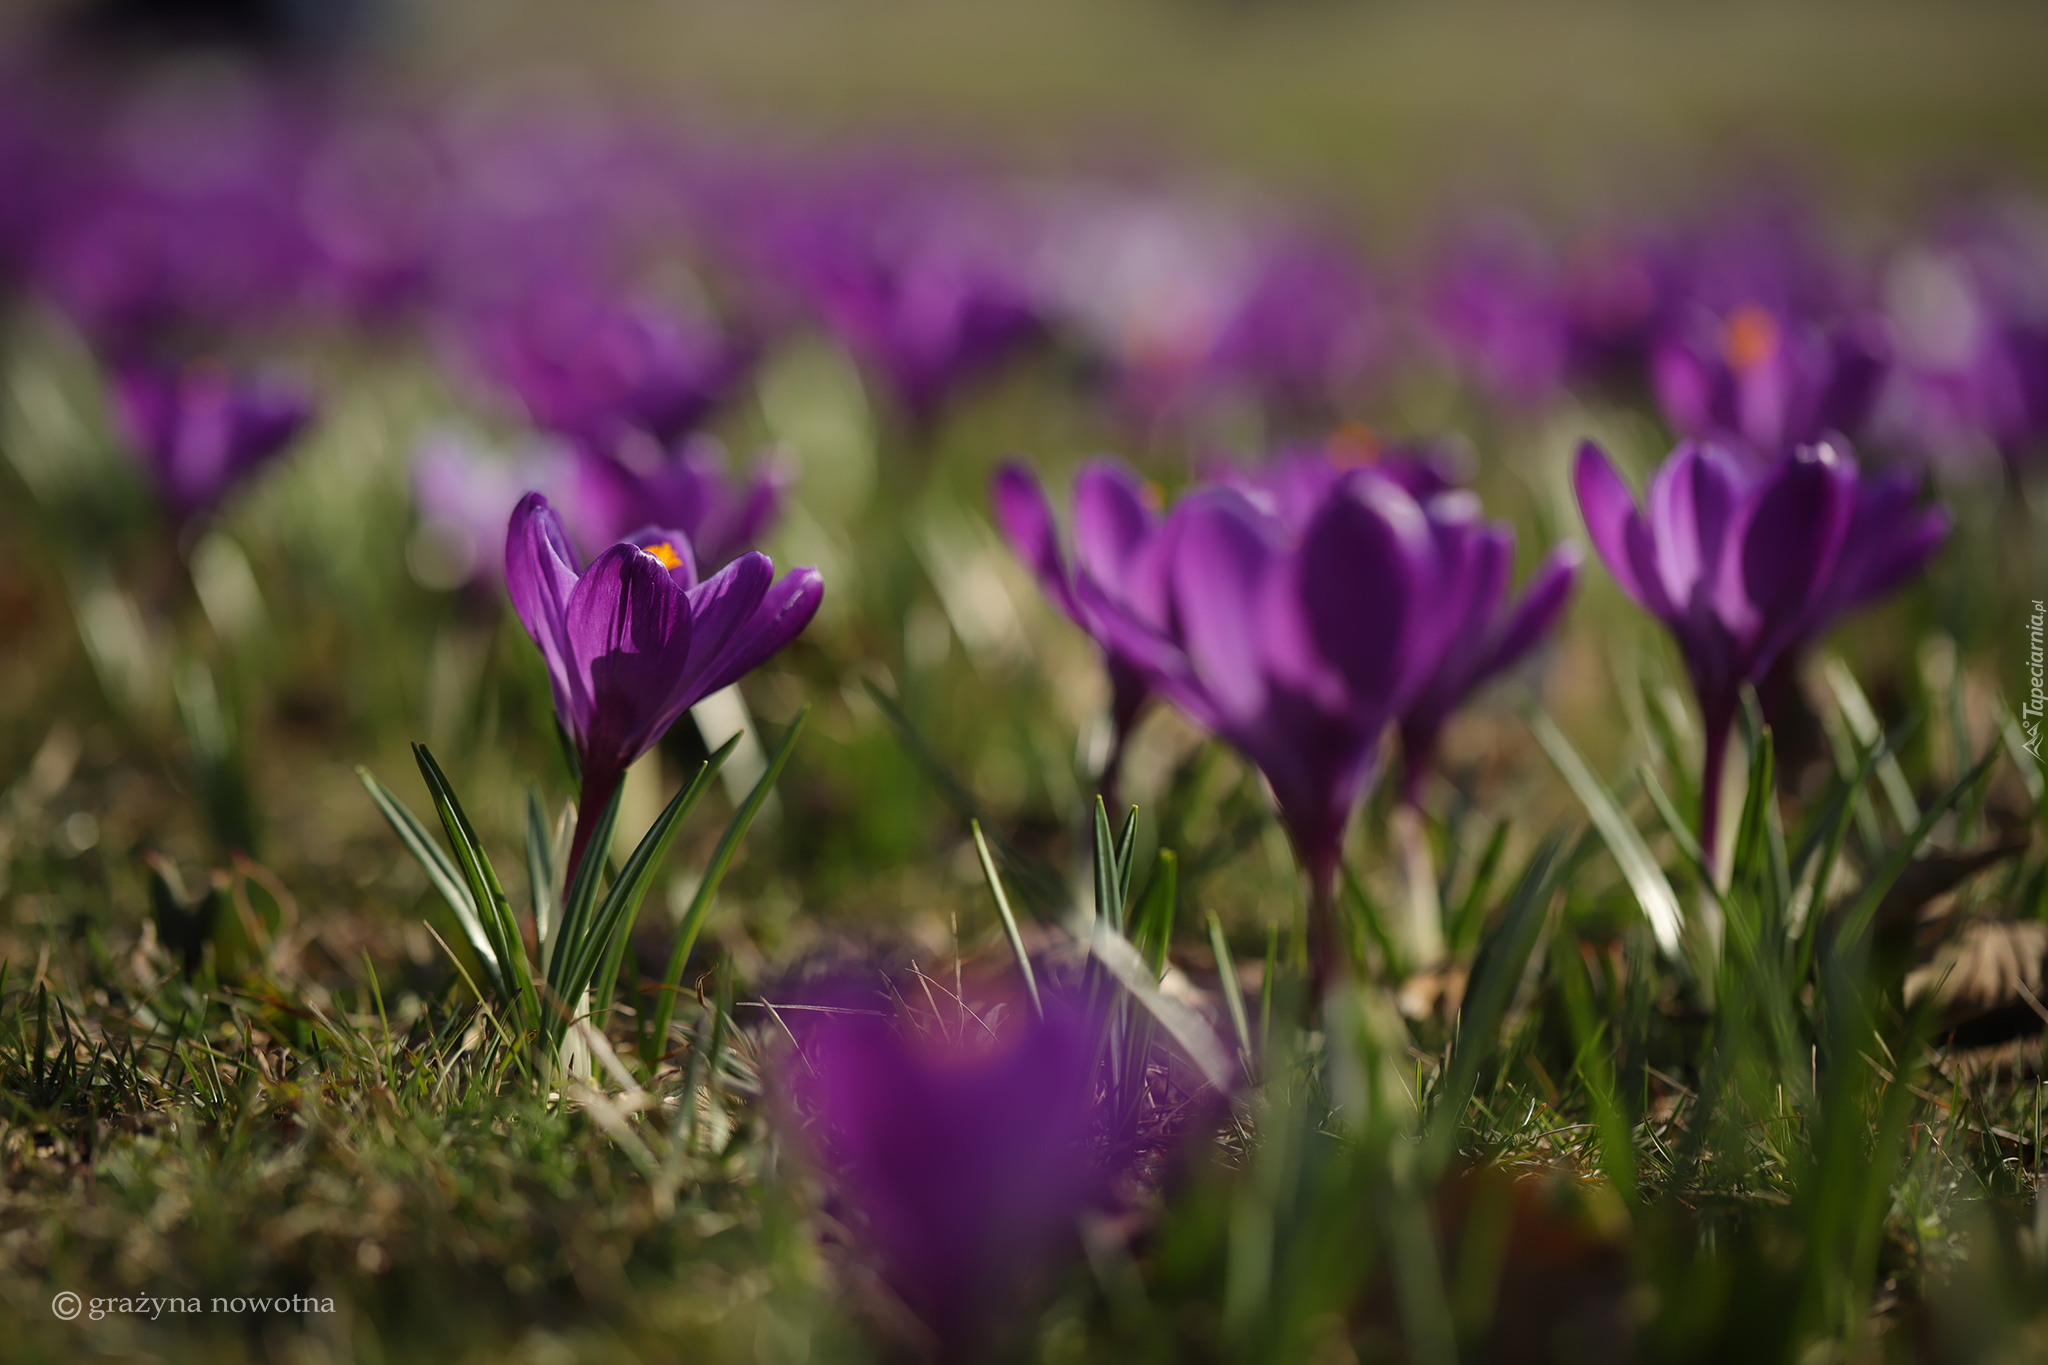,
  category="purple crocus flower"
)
[991,459,1167,785]
[563,437,792,573]
[457,282,749,450]
[1066,470,1465,982]
[1877,205,2048,471]
[1216,445,1579,806]
[1394,537,1579,805]
[766,168,1041,429]
[505,493,822,880]
[410,429,578,589]
[111,359,313,526]
[1574,437,1948,860]
[780,987,1115,1361]
[1651,303,1891,460]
